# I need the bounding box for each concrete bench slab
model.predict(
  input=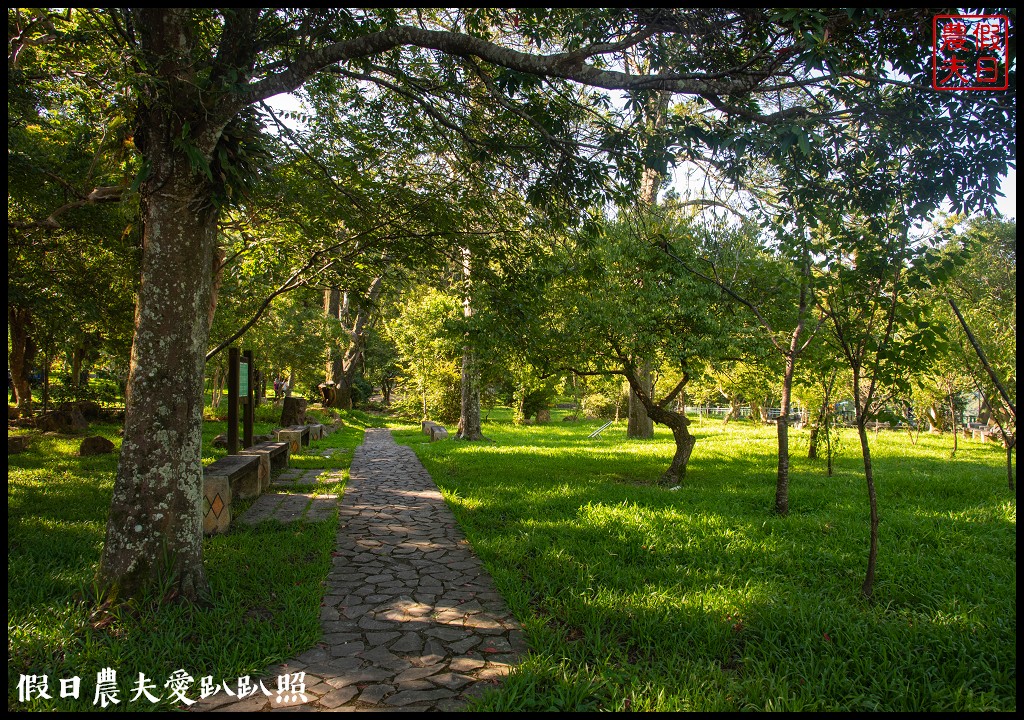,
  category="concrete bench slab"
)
[237,449,271,493]
[243,440,290,470]
[287,424,311,446]
[201,456,260,536]
[203,474,231,535]
[203,454,260,534]
[206,453,262,503]
[276,425,310,452]
[276,429,302,452]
